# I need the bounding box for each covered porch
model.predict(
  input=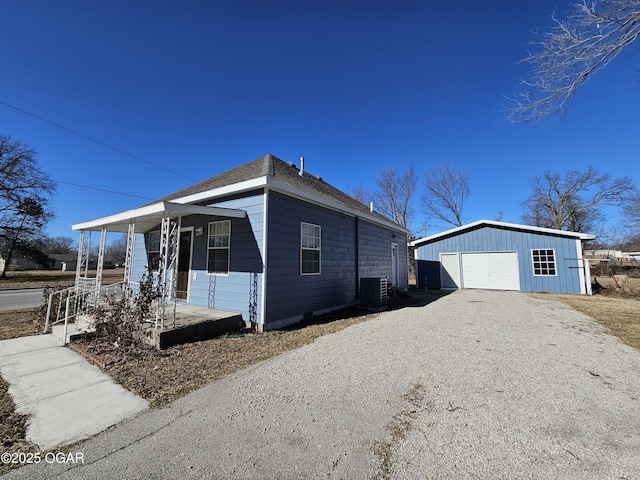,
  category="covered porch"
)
[46,201,249,346]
